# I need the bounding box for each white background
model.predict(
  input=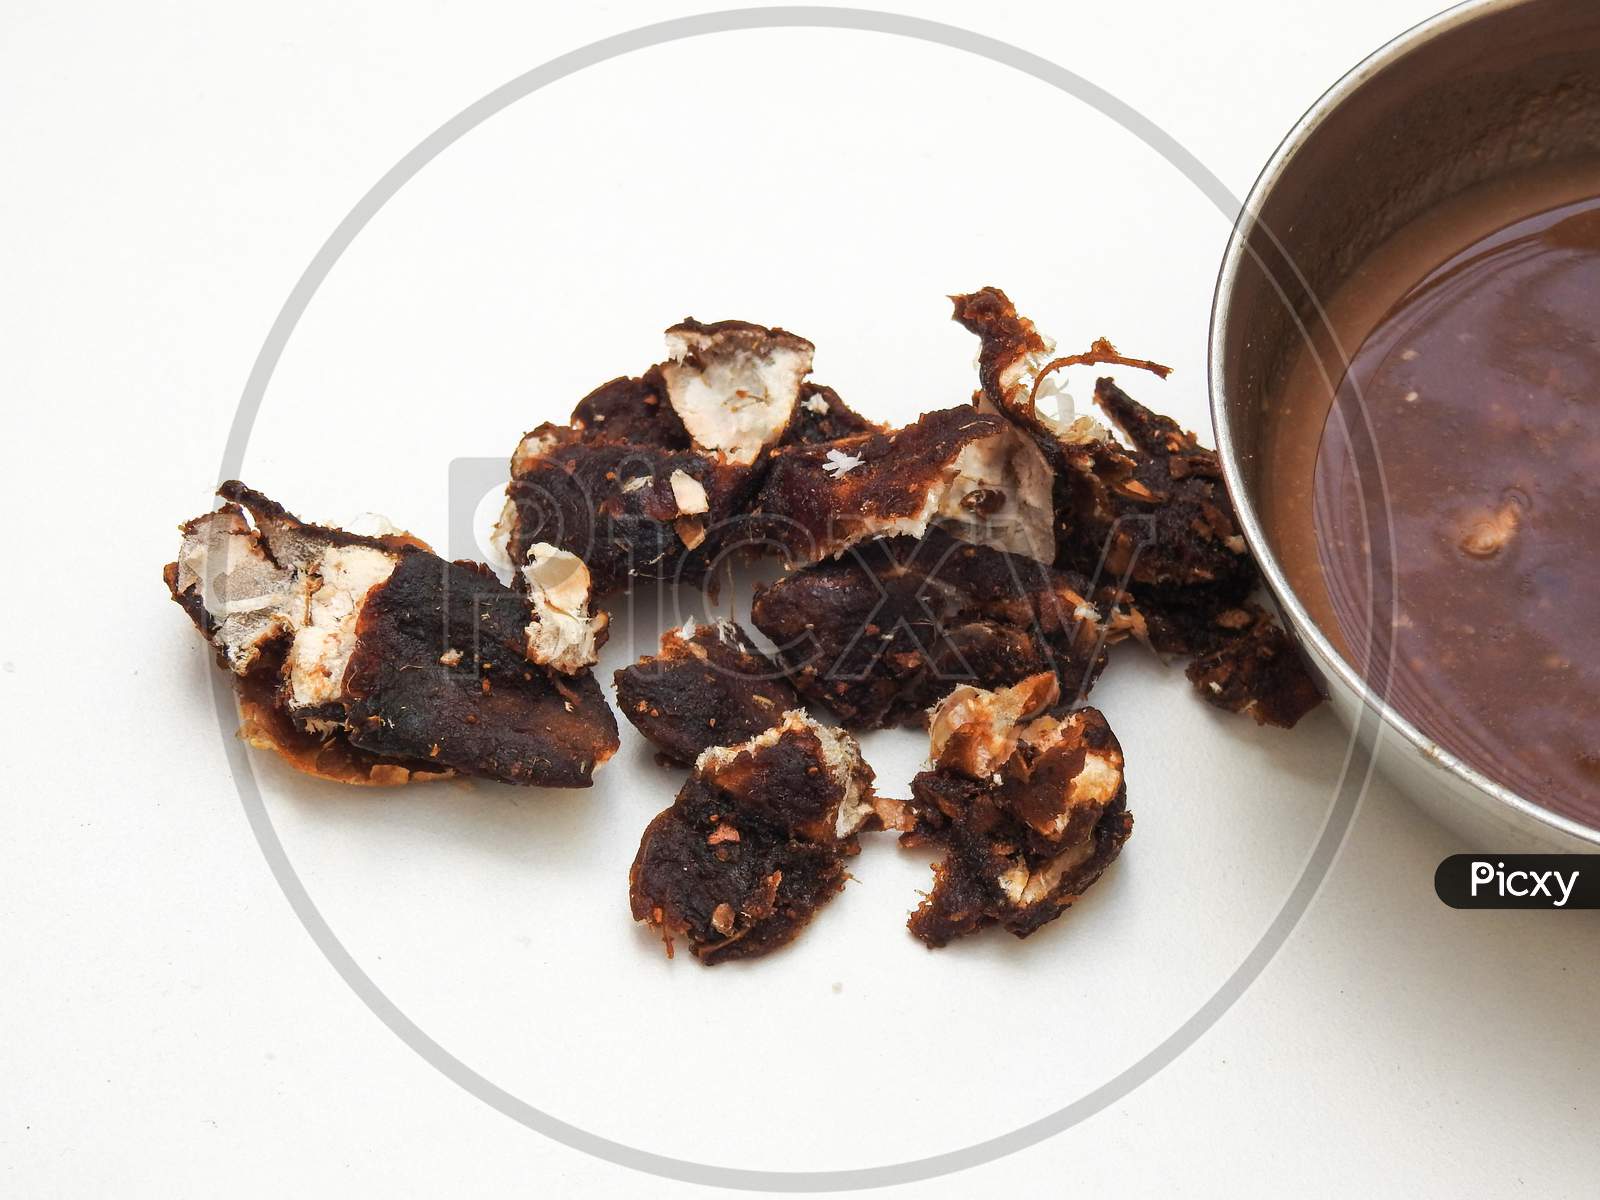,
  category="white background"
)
[3,1,1596,1196]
